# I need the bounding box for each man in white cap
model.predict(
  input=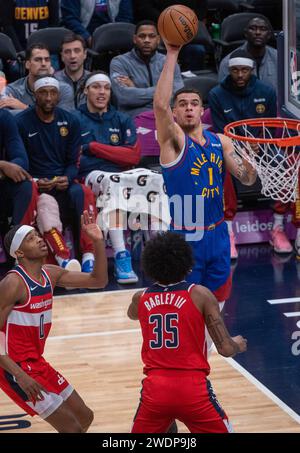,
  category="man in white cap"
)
[75,71,141,284]
[208,48,277,258]
[15,75,98,273]
[218,16,278,94]
[0,211,107,432]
